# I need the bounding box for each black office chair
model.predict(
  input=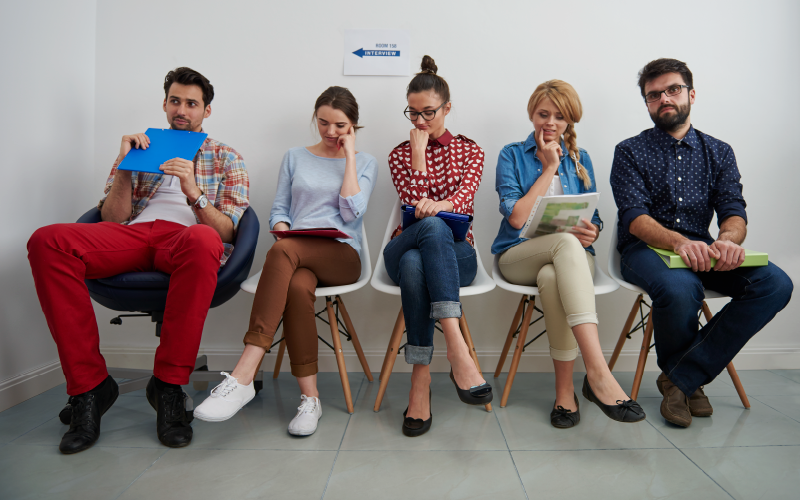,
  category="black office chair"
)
[58,206,260,423]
